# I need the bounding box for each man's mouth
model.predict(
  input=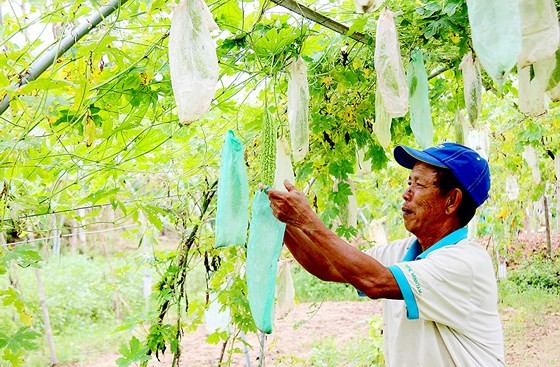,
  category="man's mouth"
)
[402,206,413,215]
